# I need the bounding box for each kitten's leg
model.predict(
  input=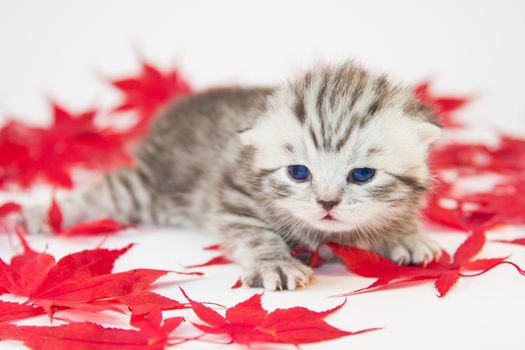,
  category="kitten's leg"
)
[23,167,154,234]
[220,221,313,291]
[371,221,441,265]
